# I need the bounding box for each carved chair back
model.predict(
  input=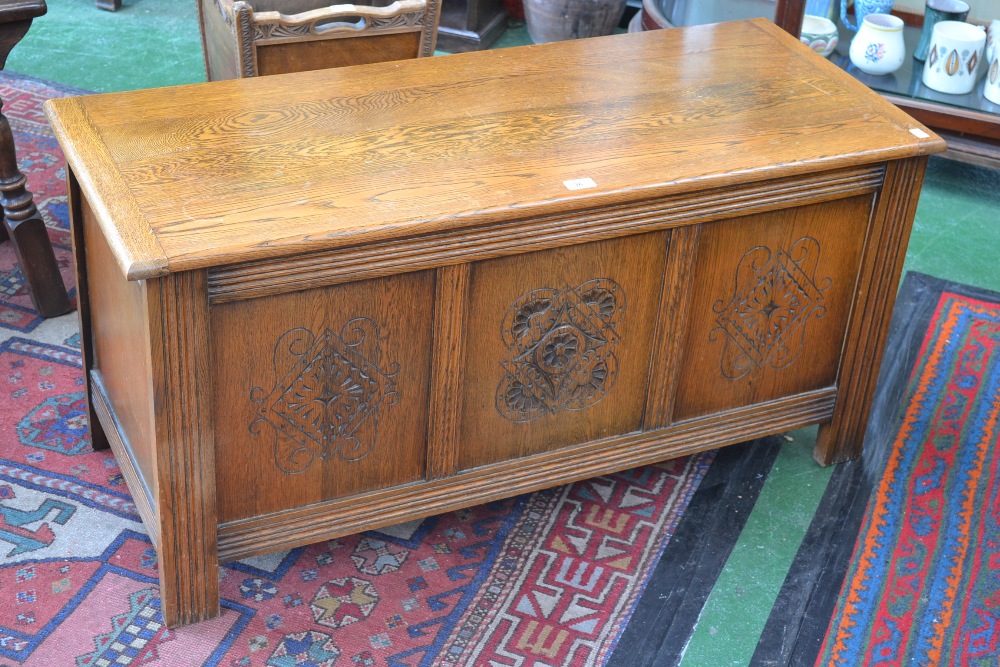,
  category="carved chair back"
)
[199,0,442,80]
